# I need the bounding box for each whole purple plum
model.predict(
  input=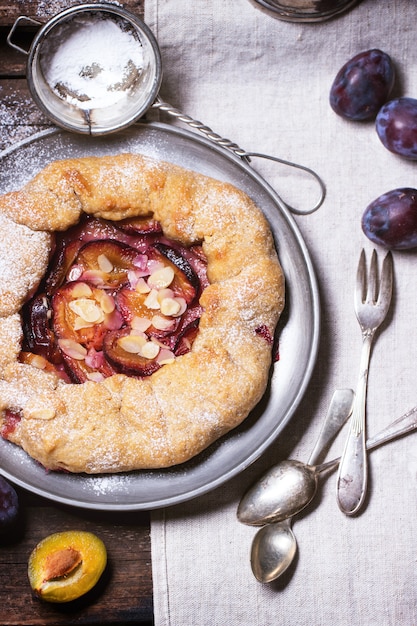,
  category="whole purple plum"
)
[376,97,417,159]
[362,188,417,249]
[329,49,395,121]
[0,475,19,532]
